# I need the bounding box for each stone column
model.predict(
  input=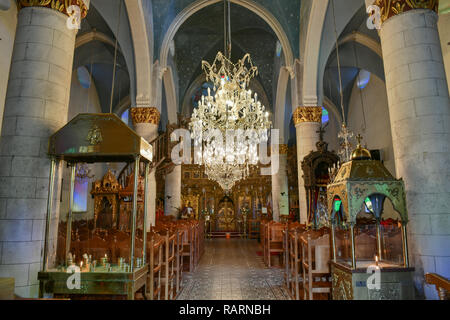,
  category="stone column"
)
[293,107,322,224]
[369,0,450,299]
[271,144,289,222]
[131,107,160,229]
[0,2,88,298]
[164,165,181,217]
